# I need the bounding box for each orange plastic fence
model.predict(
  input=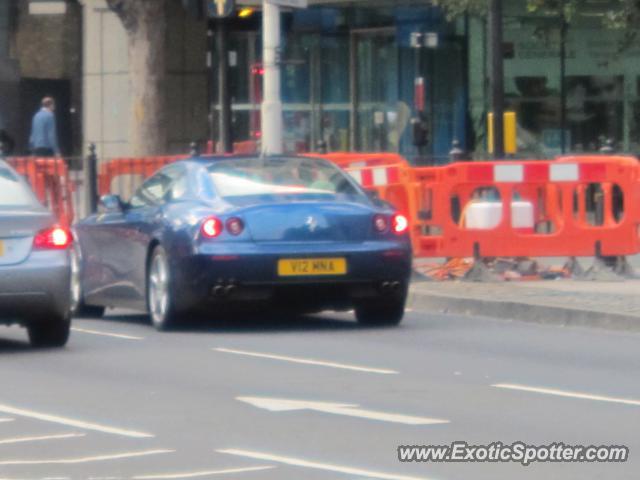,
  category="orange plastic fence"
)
[97,155,187,196]
[308,152,411,169]
[412,156,640,258]
[7,157,75,227]
[206,140,259,155]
